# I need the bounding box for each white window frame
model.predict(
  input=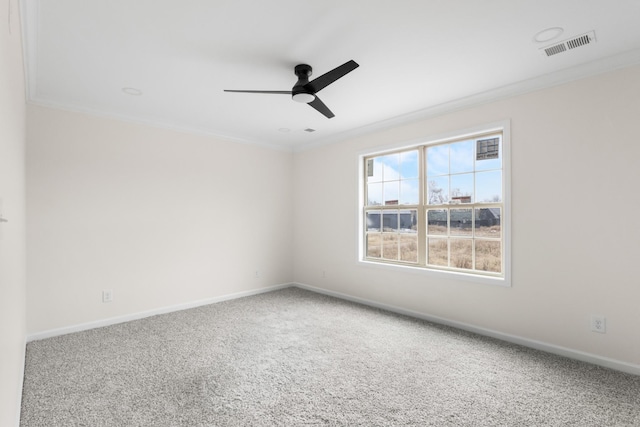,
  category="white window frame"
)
[357,121,511,287]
